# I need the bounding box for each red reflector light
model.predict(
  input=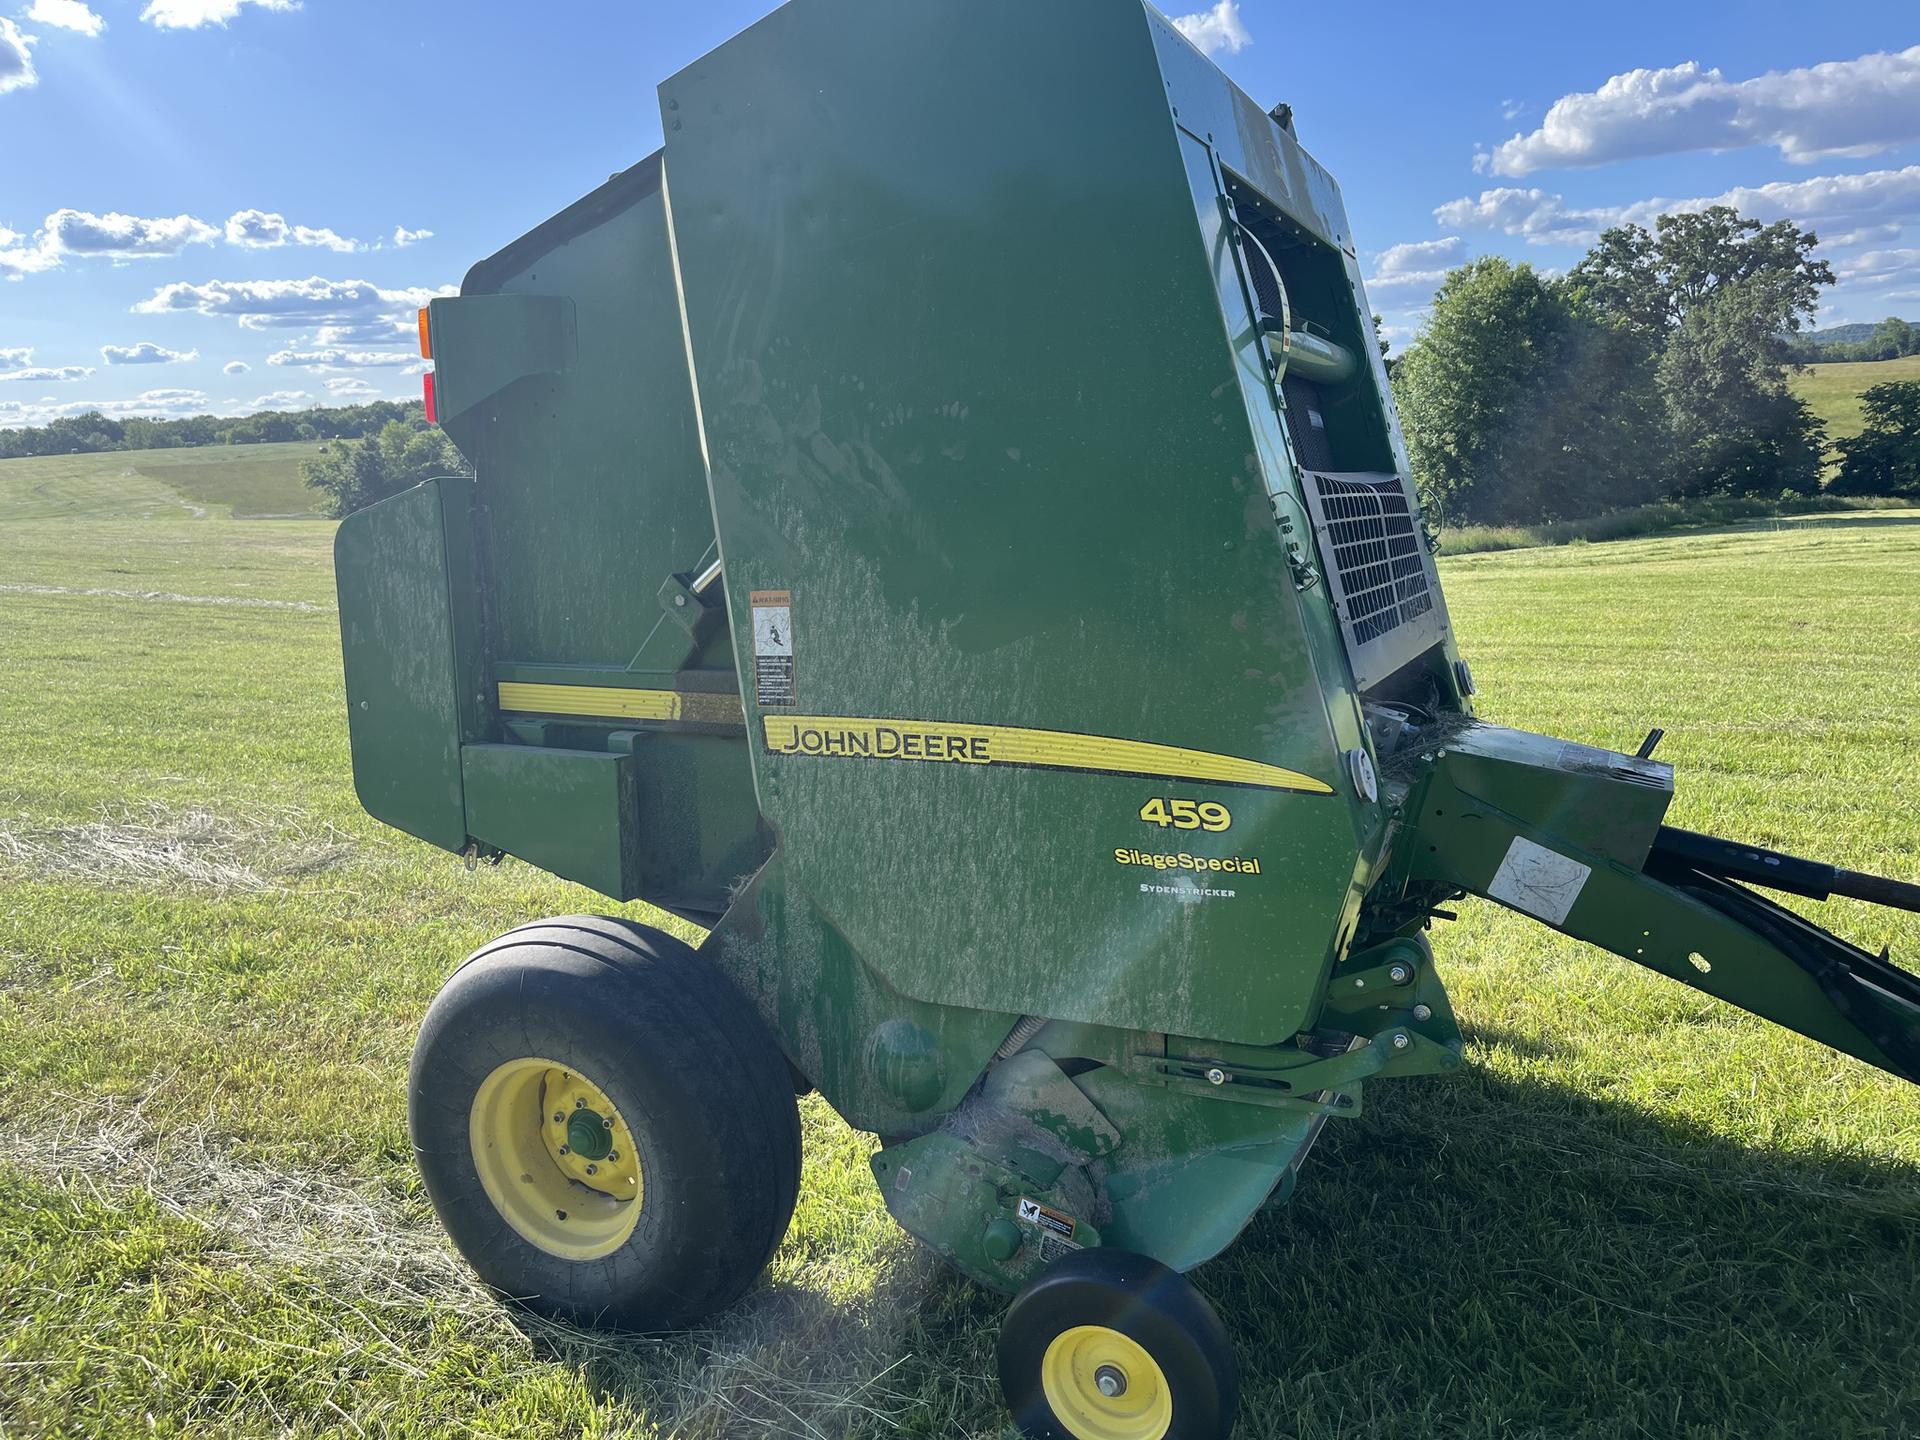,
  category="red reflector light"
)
[422,370,438,424]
